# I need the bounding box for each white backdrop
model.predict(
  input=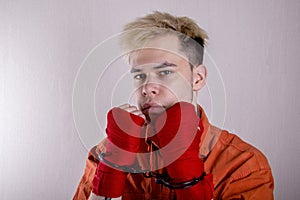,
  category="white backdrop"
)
[1,0,299,199]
